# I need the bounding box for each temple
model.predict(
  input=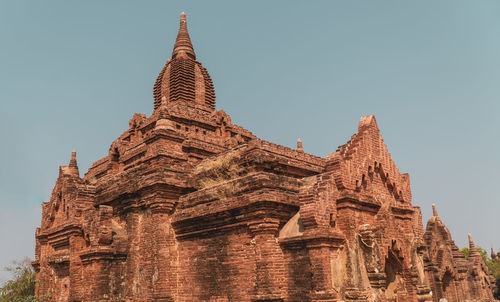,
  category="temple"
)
[33,13,496,302]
